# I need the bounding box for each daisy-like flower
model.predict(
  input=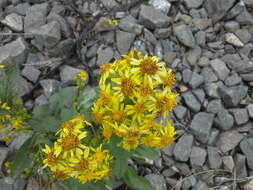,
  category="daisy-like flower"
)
[125,99,147,122]
[92,104,105,124]
[101,120,114,140]
[161,68,176,88]
[122,137,139,150]
[42,144,62,170]
[55,131,87,158]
